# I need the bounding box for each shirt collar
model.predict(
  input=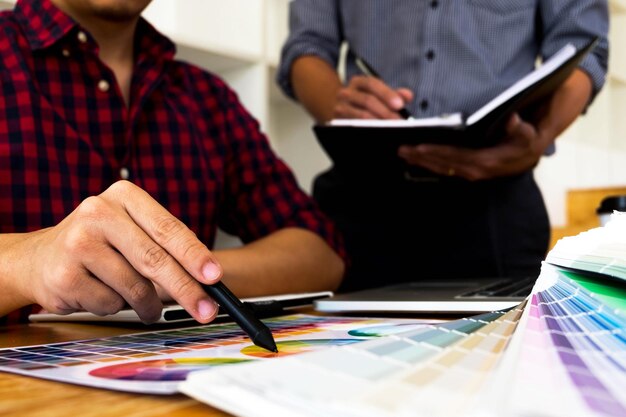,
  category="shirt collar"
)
[14,0,77,50]
[134,19,176,65]
[13,0,176,62]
